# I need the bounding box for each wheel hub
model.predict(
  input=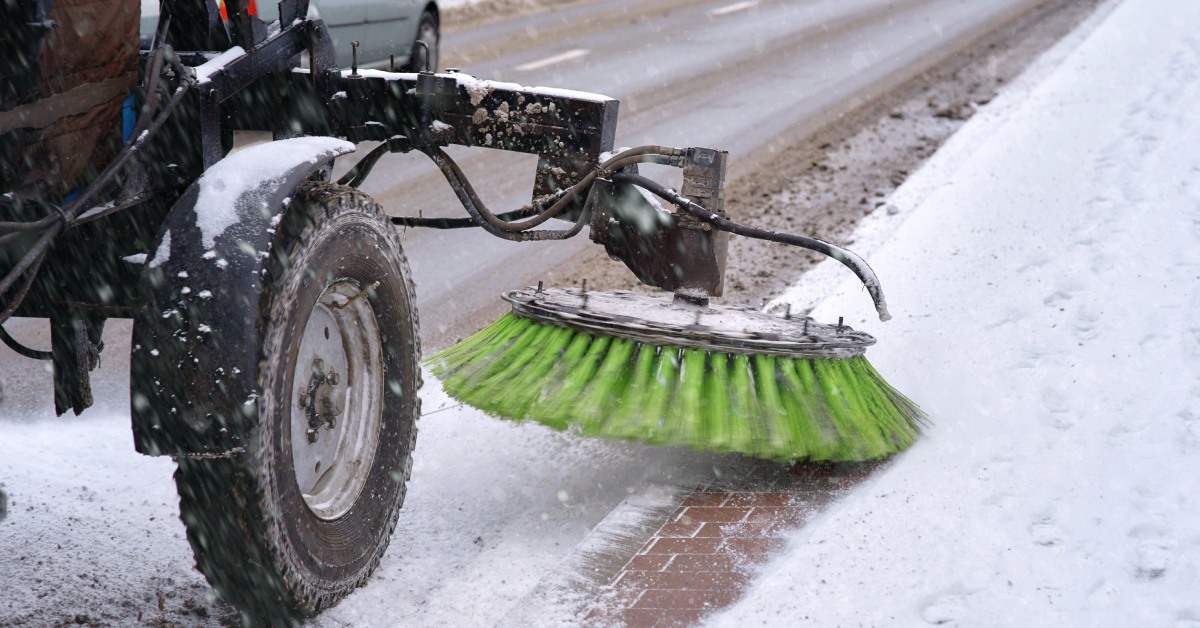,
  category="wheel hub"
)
[299,358,346,443]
